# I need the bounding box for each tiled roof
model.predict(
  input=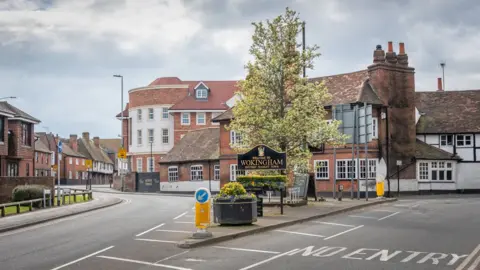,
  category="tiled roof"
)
[115,103,129,118]
[415,139,461,160]
[99,139,121,153]
[160,128,220,163]
[149,77,183,85]
[36,132,57,152]
[0,102,15,117]
[78,138,114,164]
[212,108,234,122]
[60,139,86,158]
[169,80,238,110]
[34,139,51,153]
[416,90,480,133]
[0,101,40,123]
